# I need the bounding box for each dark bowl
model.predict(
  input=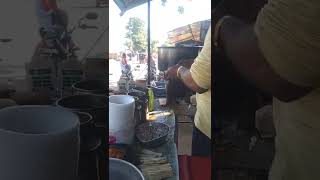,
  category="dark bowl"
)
[135,122,170,148]
[128,90,147,100]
